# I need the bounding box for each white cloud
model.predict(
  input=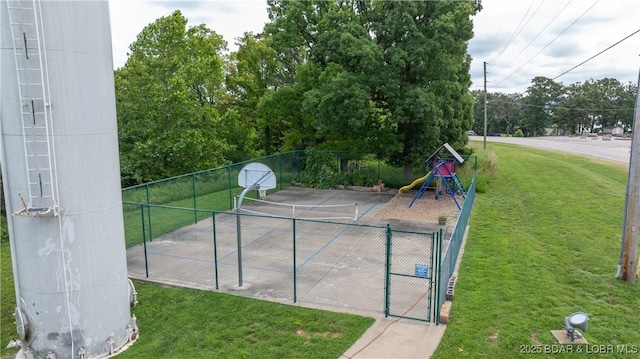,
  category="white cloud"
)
[470,0,640,93]
[108,0,639,93]
[108,0,269,69]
